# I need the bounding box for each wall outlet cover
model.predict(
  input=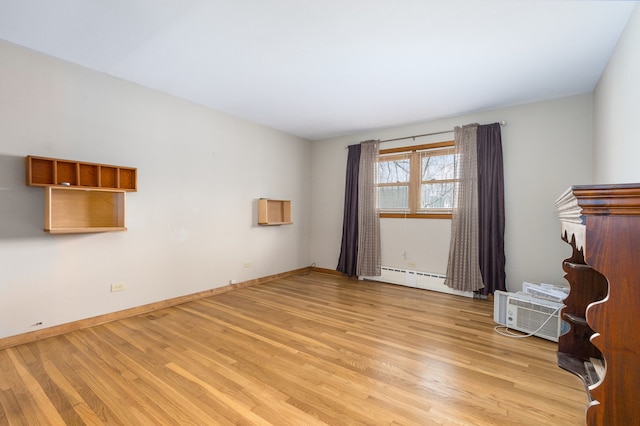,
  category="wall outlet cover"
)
[110,283,126,292]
